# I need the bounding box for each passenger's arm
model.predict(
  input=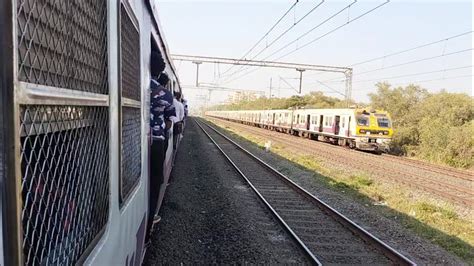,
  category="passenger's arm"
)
[164,93,176,129]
